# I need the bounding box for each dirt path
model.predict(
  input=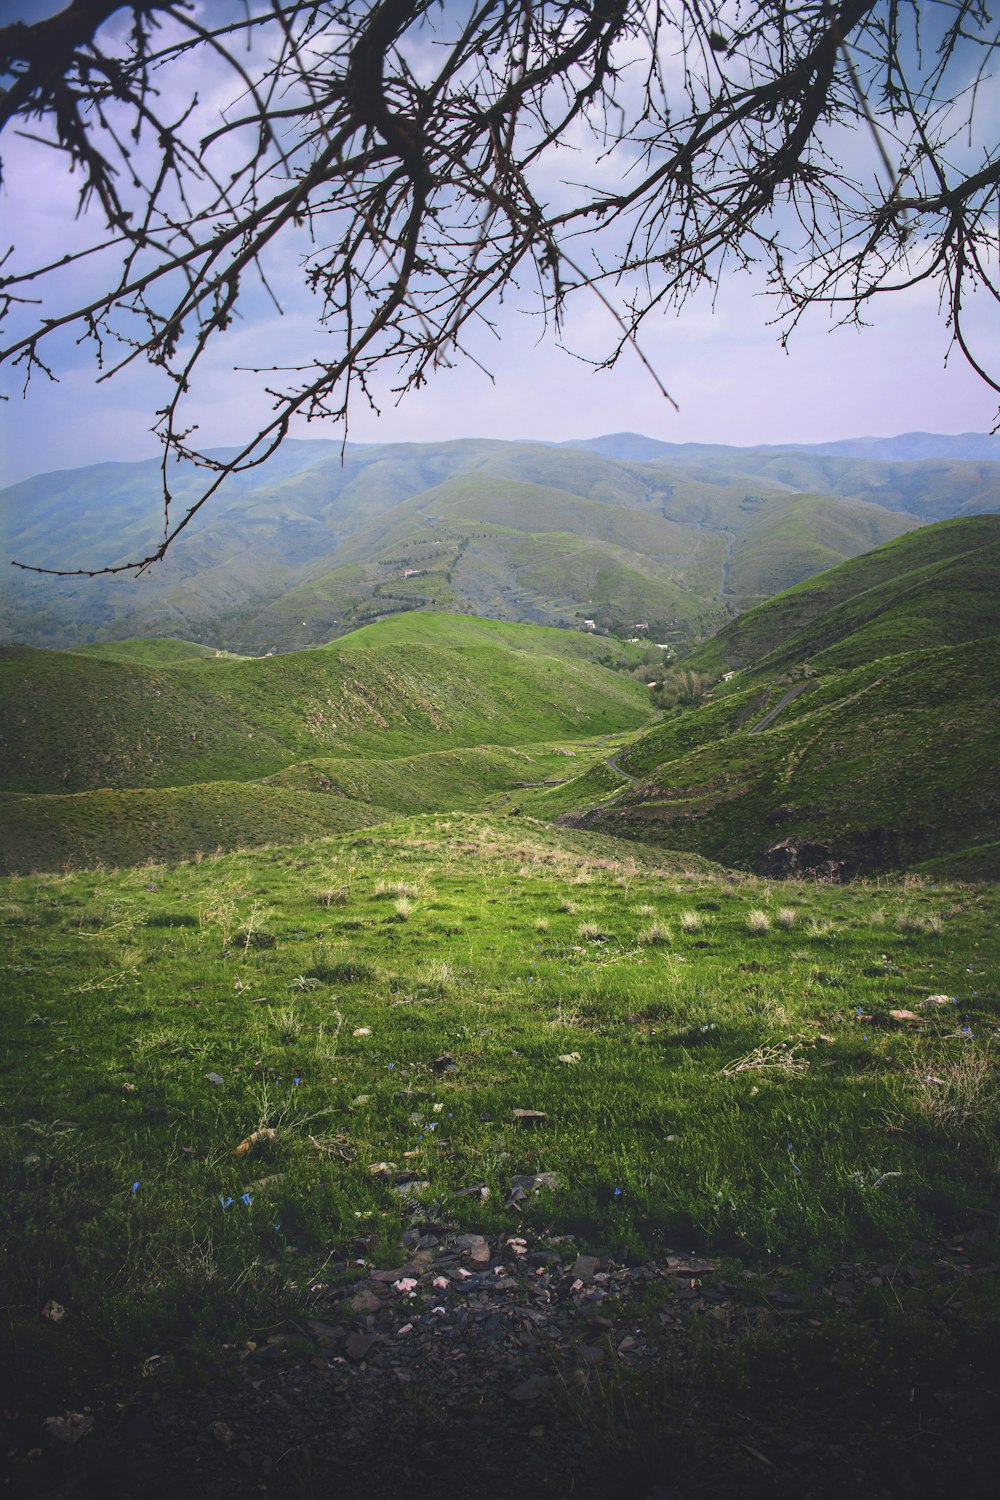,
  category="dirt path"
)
[747,678,815,735]
[606,750,641,785]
